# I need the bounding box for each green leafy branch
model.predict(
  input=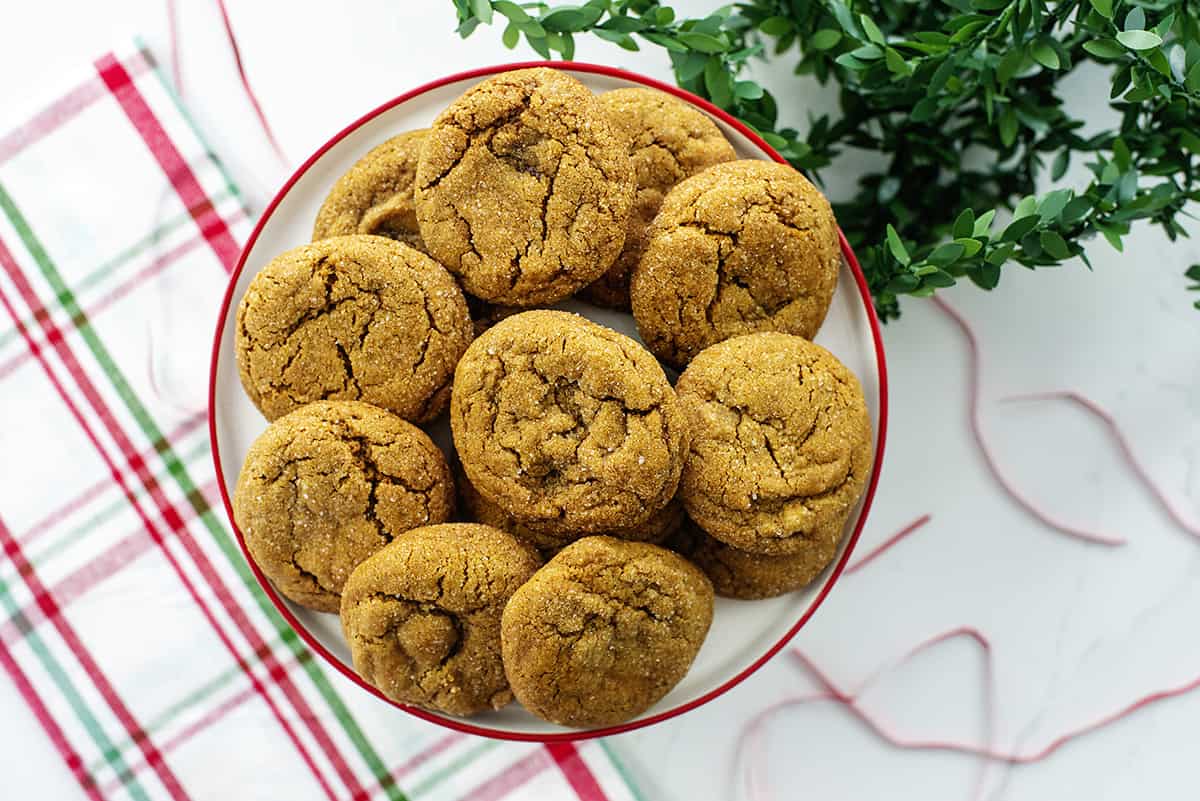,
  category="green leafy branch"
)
[450,0,1200,320]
